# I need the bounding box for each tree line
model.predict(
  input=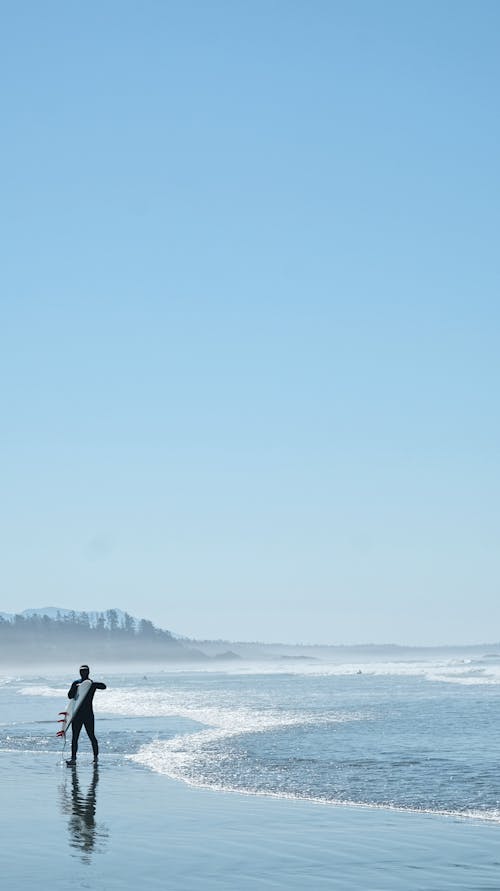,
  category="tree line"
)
[0,610,203,663]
